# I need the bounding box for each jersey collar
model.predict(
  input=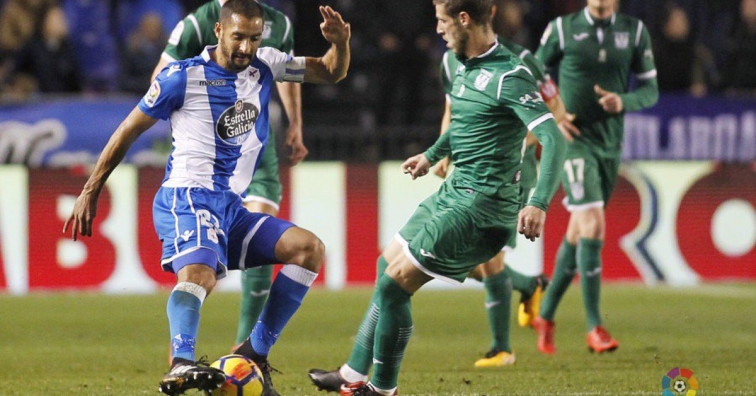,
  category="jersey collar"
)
[201,45,244,77]
[583,7,616,26]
